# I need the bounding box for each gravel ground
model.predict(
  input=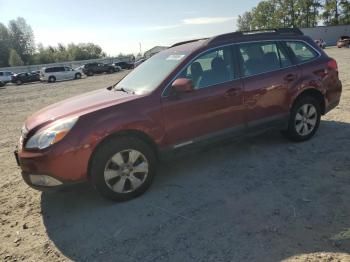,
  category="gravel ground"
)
[0,47,350,262]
